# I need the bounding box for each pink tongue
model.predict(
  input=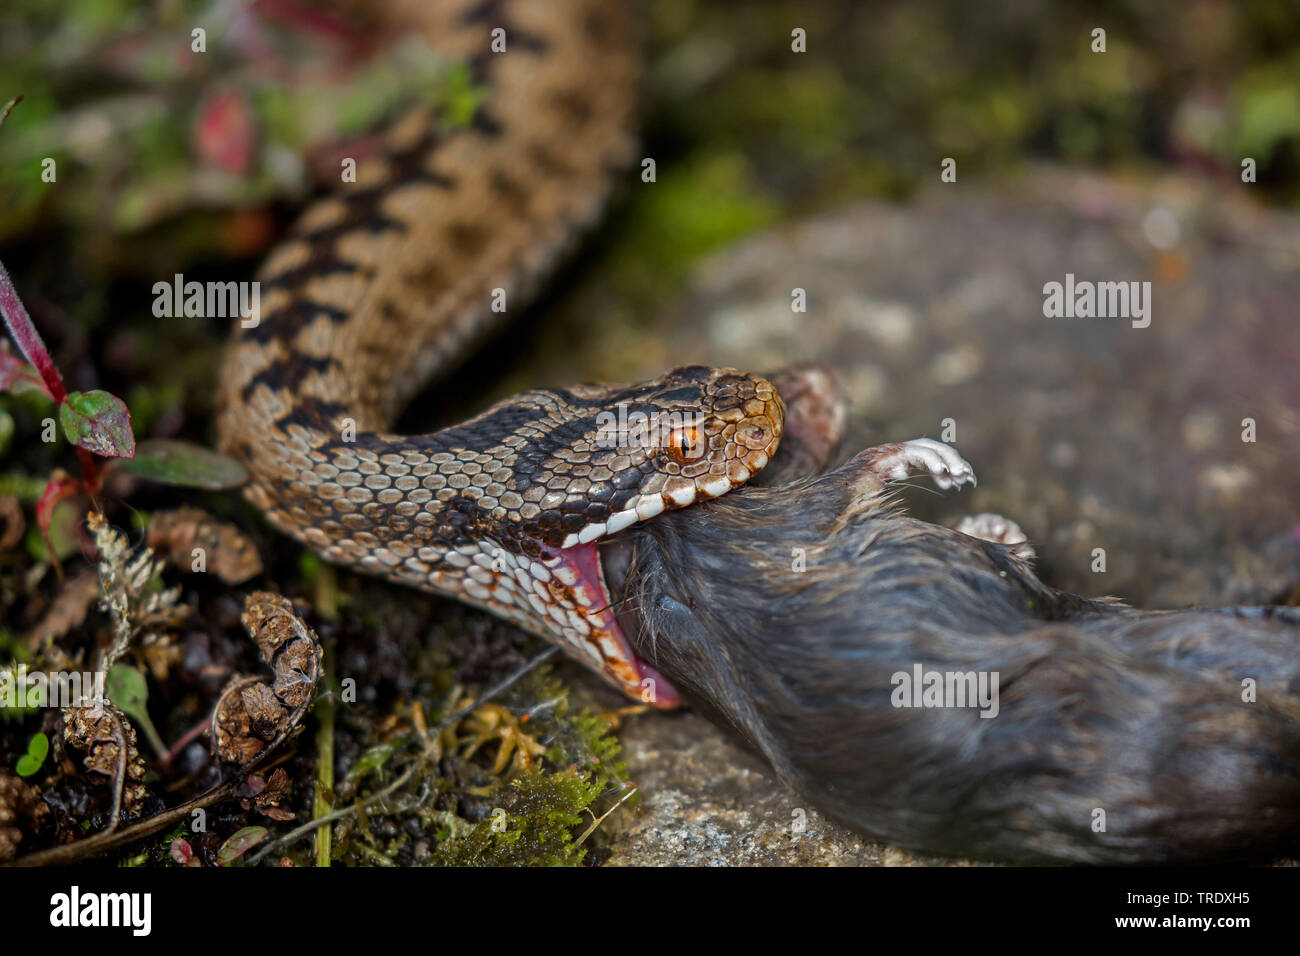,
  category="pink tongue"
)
[632,659,681,709]
[555,541,682,709]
